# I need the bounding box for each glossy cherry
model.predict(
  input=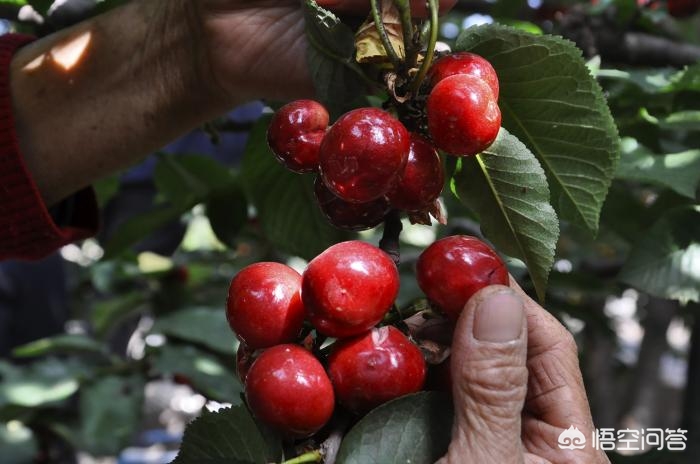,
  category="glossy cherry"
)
[319,108,410,203]
[267,100,329,173]
[302,241,399,338]
[416,235,508,320]
[314,177,390,231]
[427,74,501,157]
[428,51,499,99]
[387,134,444,212]
[327,326,426,413]
[245,344,335,437]
[226,262,306,349]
